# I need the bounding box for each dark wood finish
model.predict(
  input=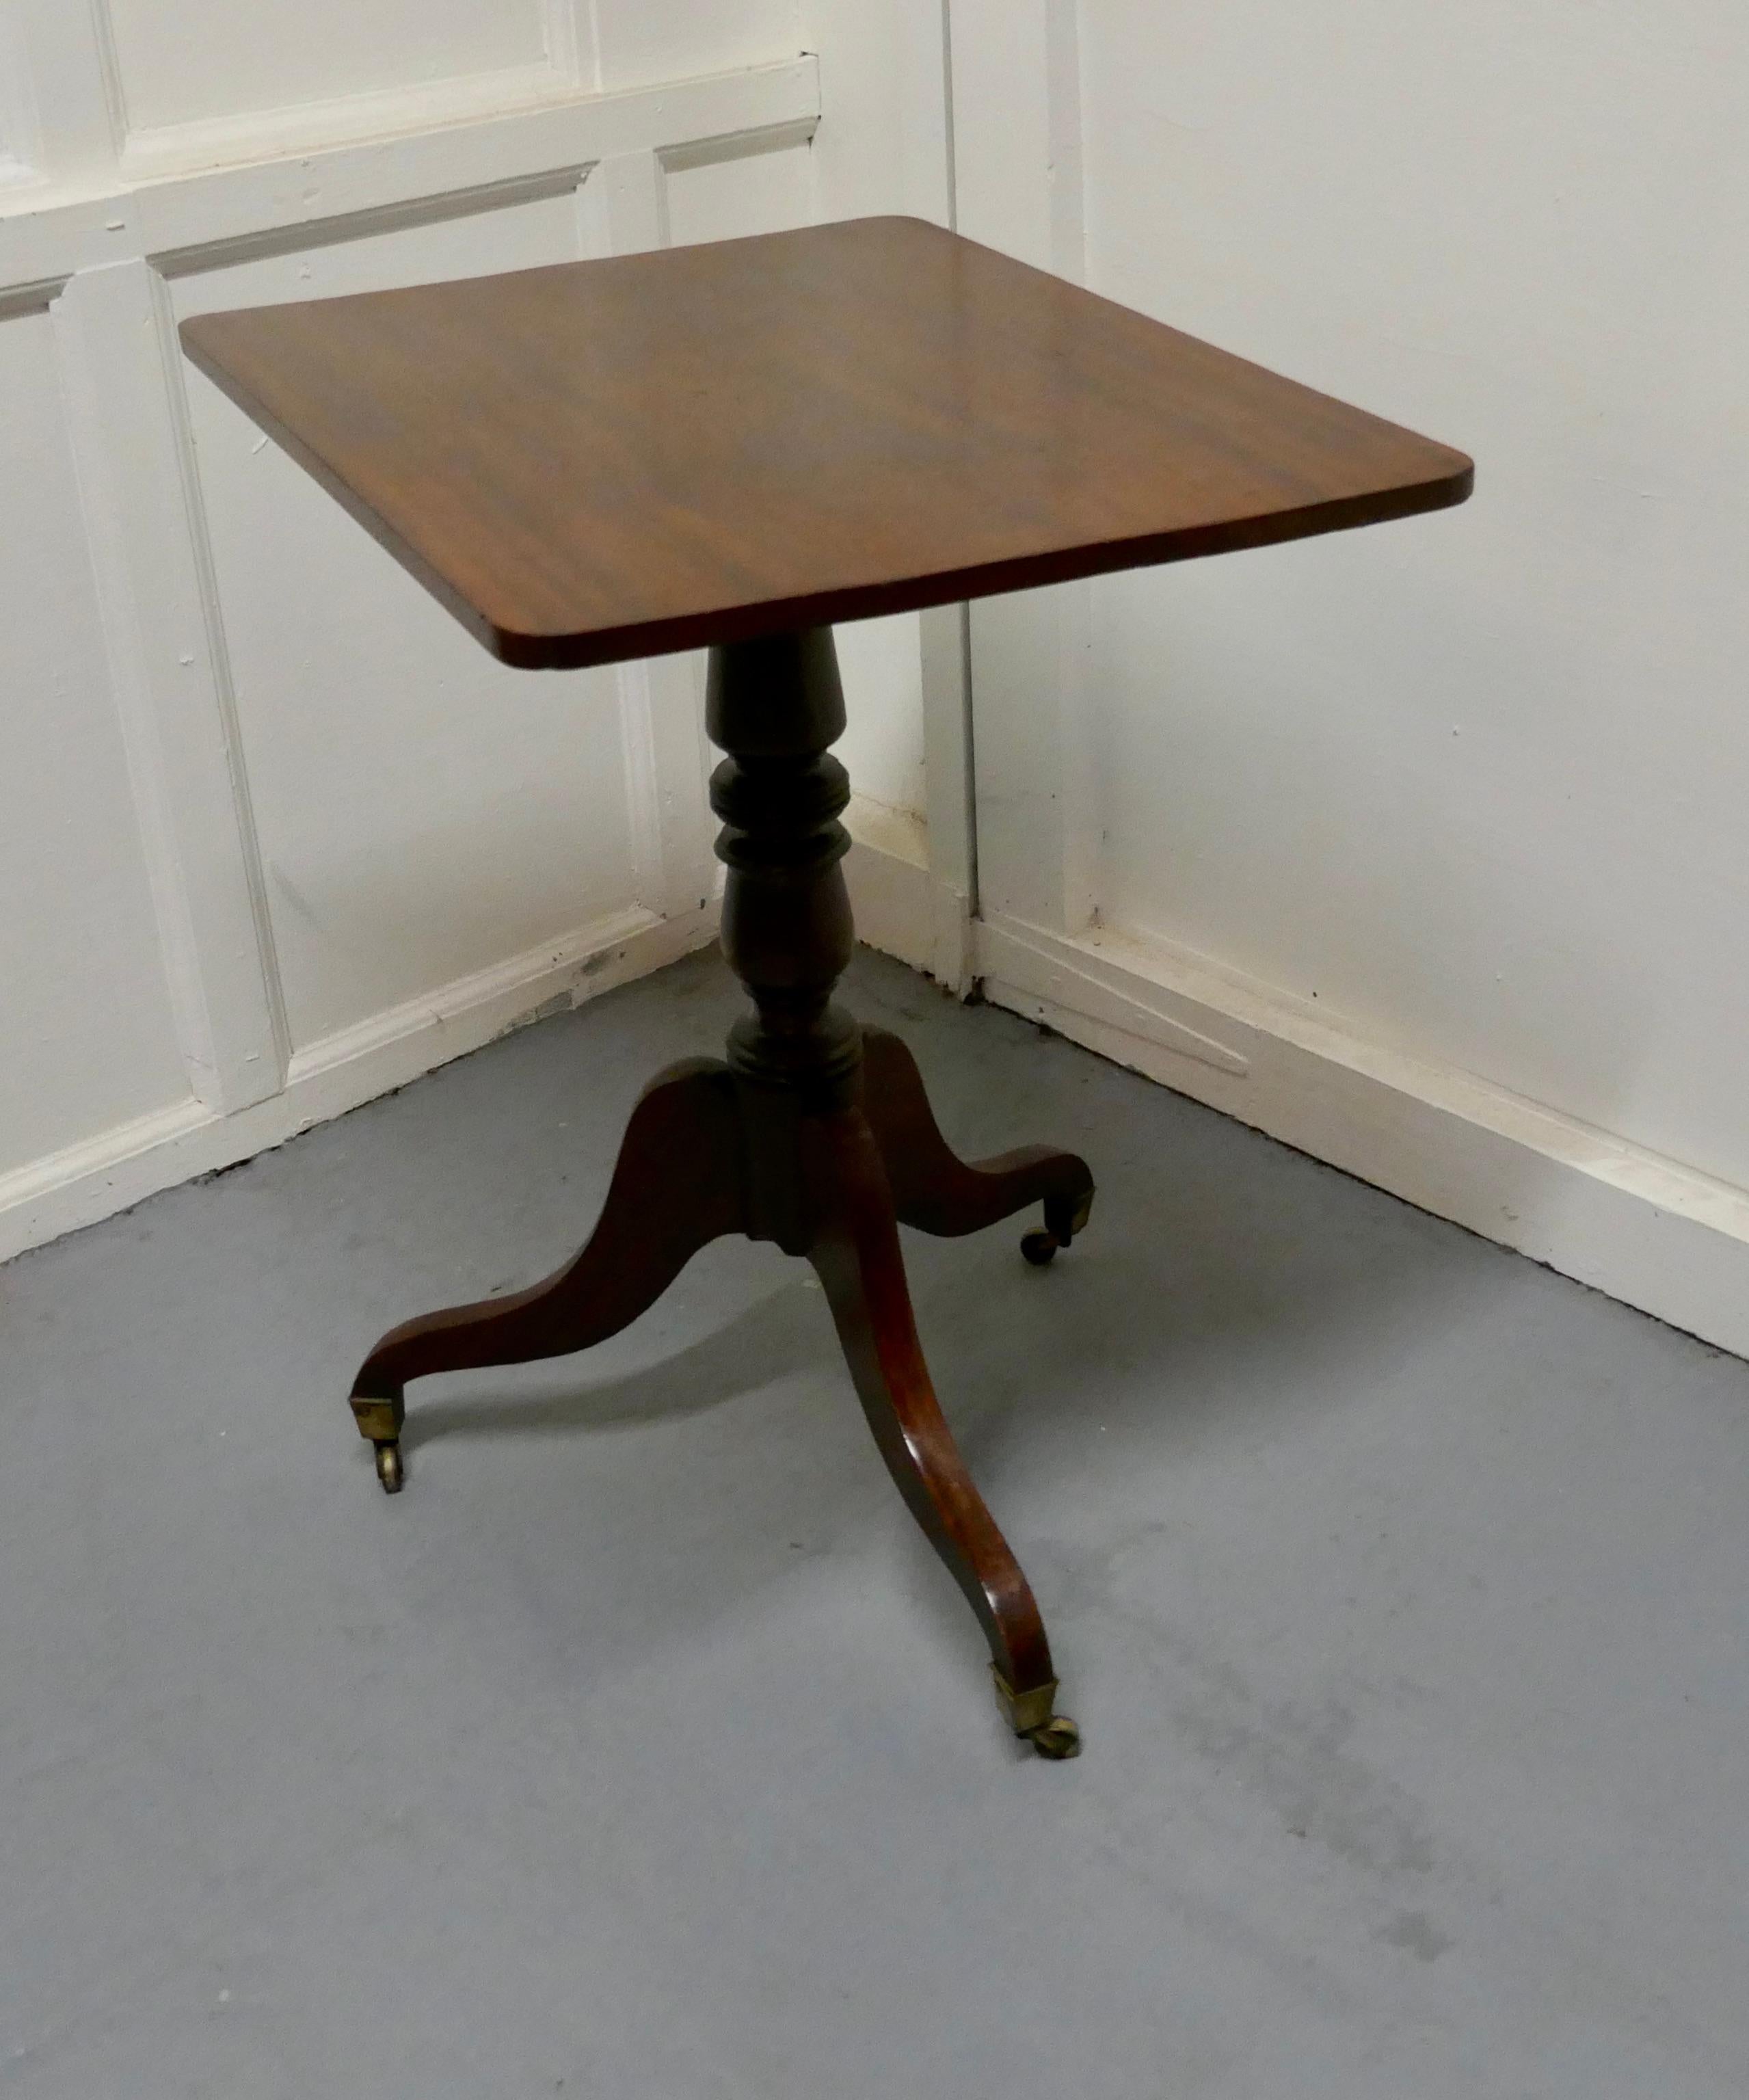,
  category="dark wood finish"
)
[348,630,1093,1752]
[349,1056,743,1436]
[191,227,1475,1753]
[801,1108,1056,1701]
[181,215,1472,670]
[862,1026,1093,1245]
[708,627,860,1119]
[351,1074,1079,1736]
